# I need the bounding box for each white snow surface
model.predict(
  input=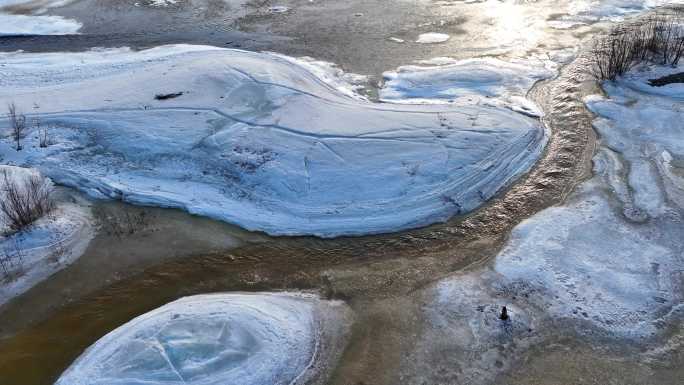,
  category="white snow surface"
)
[0,166,93,306]
[0,45,546,237]
[380,57,556,117]
[55,292,350,385]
